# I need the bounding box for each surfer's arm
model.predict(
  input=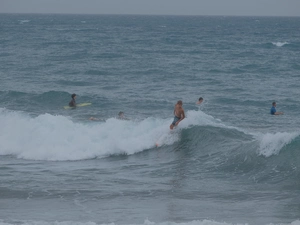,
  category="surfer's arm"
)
[175,110,185,125]
[180,110,185,121]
